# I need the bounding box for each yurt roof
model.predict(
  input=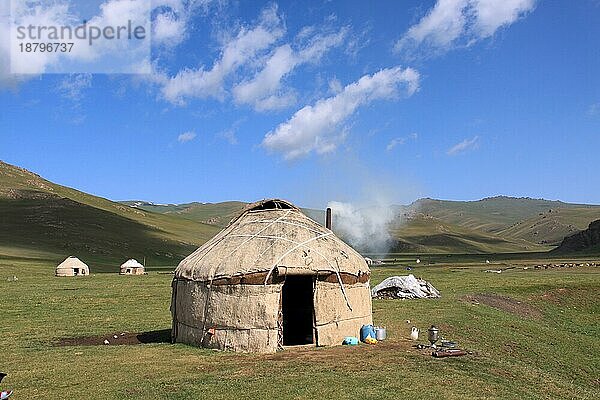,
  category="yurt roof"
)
[56,256,88,270]
[175,199,369,282]
[120,259,144,269]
